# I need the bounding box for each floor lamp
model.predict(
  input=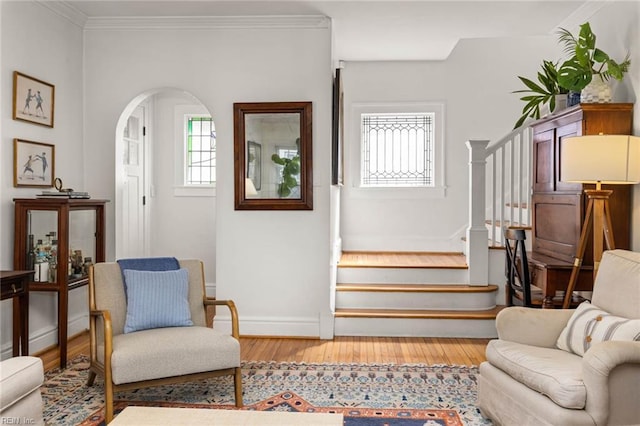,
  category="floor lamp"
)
[560,134,640,309]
